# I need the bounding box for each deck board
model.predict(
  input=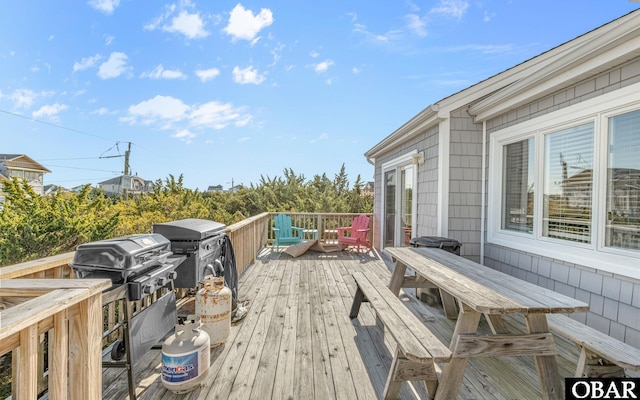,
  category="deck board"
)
[101,247,582,400]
